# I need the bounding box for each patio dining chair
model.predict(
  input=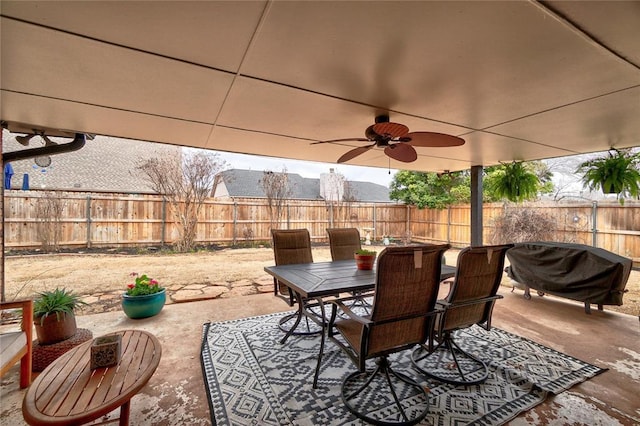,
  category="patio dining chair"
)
[271,229,314,305]
[0,299,33,389]
[326,228,373,310]
[271,229,320,336]
[326,244,450,425]
[326,228,361,261]
[411,244,512,386]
